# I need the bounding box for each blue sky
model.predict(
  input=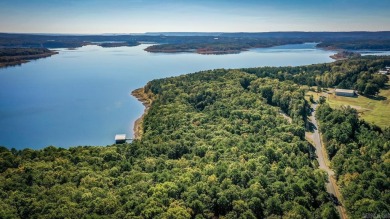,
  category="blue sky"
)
[0,0,389,33]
